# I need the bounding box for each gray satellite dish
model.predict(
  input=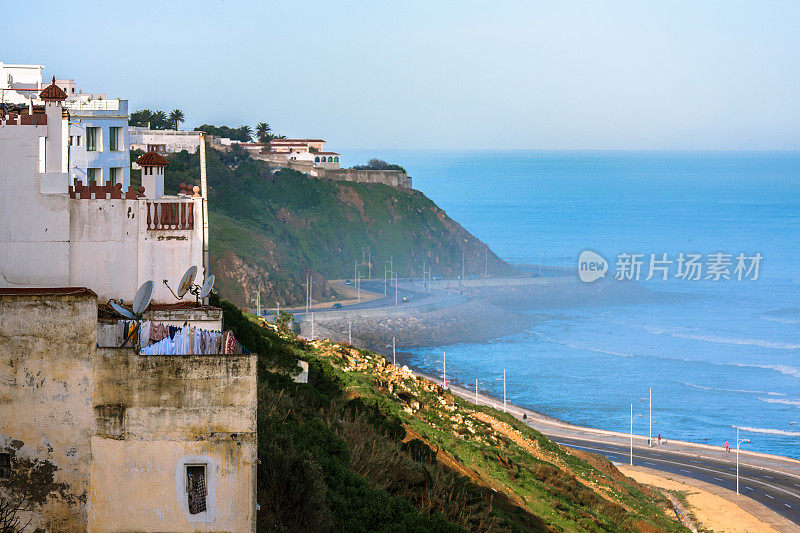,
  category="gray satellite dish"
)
[132,280,154,315]
[199,275,215,299]
[109,300,136,319]
[177,266,198,298]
